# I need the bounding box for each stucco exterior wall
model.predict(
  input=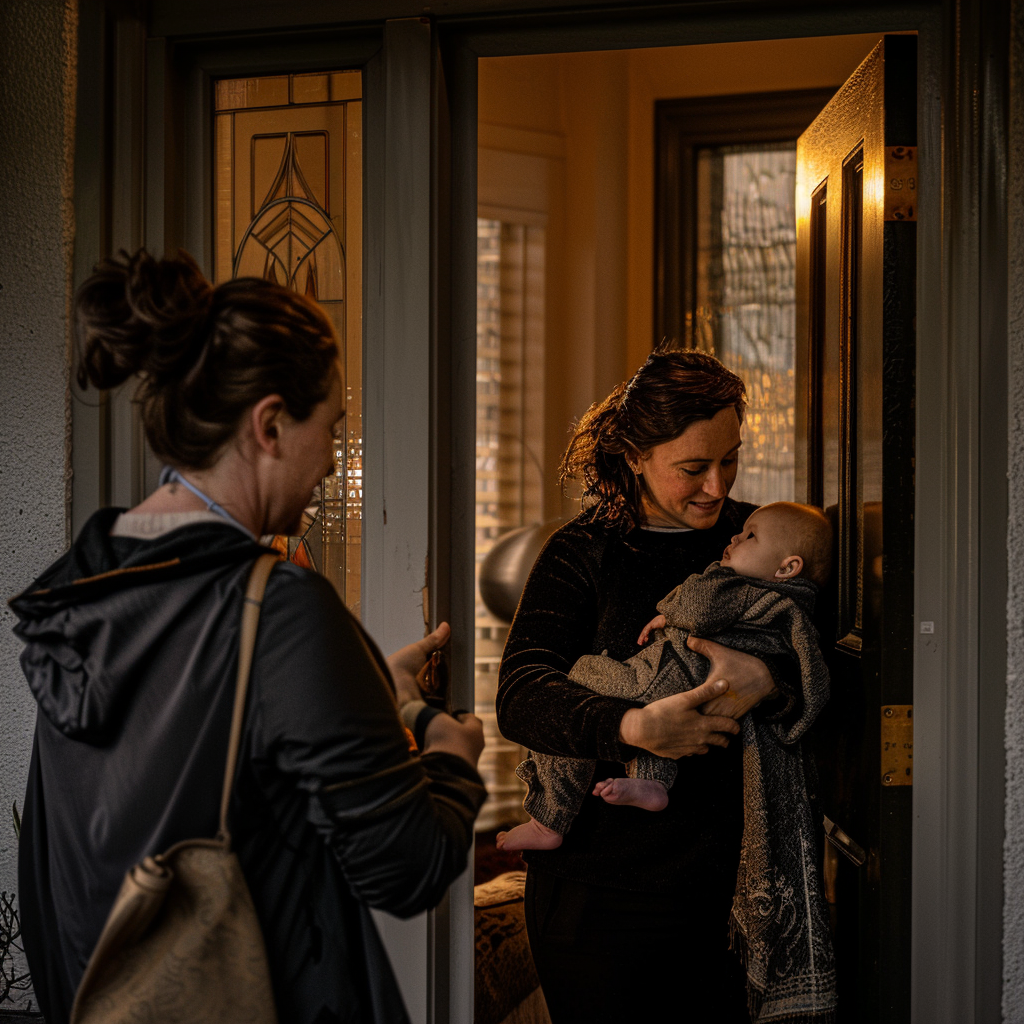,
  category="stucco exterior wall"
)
[1006,1,1024,1018]
[0,0,77,1009]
